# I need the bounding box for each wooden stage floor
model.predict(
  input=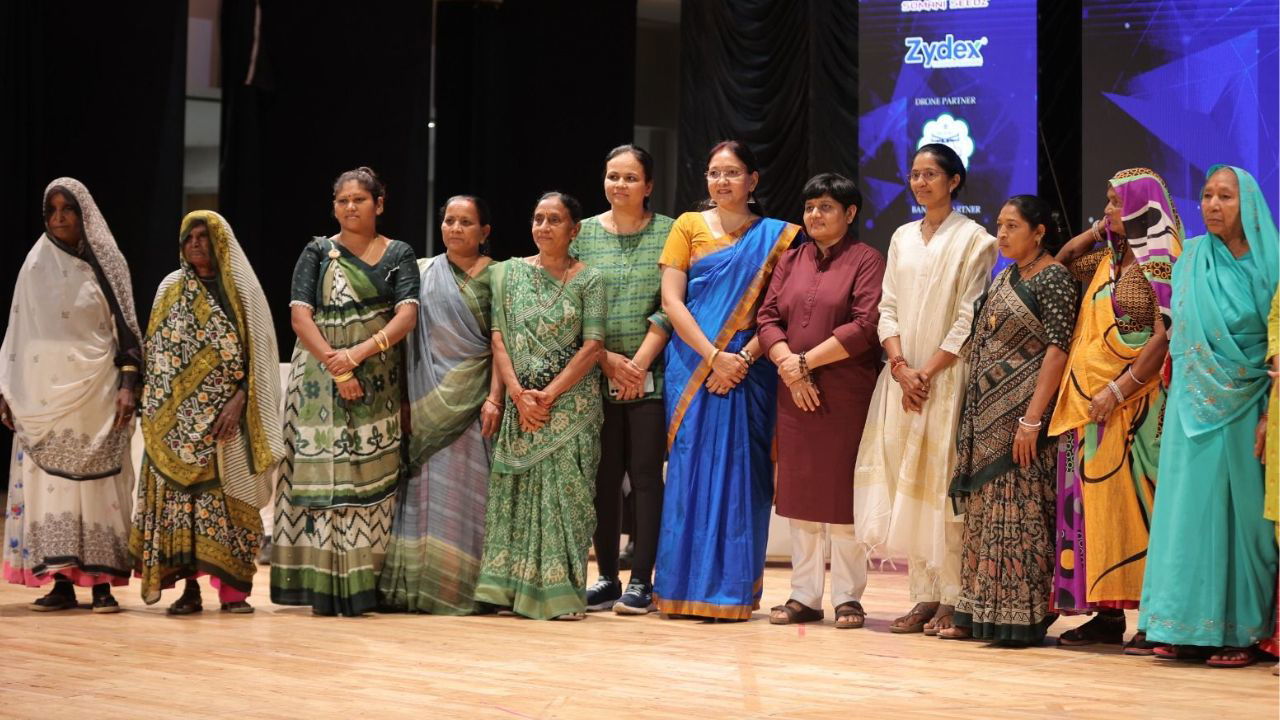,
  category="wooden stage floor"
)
[1,562,1274,719]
